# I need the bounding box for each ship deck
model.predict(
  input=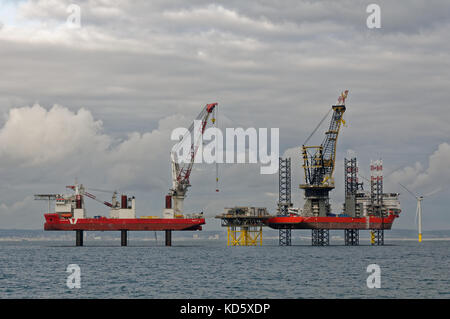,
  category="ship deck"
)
[265,214,398,230]
[44,213,204,231]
